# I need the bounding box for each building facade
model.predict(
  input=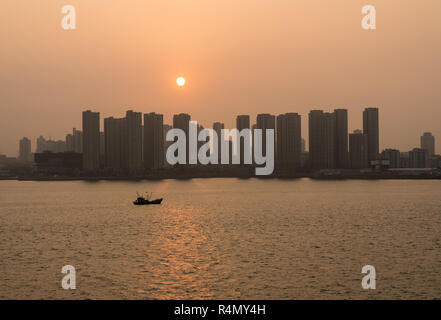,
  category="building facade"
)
[18,137,32,163]
[276,113,301,171]
[363,107,379,164]
[409,148,428,168]
[334,109,349,169]
[421,132,435,157]
[349,130,368,169]
[236,115,250,165]
[144,112,164,169]
[82,110,101,171]
[308,110,335,170]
